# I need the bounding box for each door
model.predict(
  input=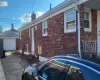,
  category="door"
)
[31,27,35,55]
[3,38,16,50]
[97,11,100,57]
